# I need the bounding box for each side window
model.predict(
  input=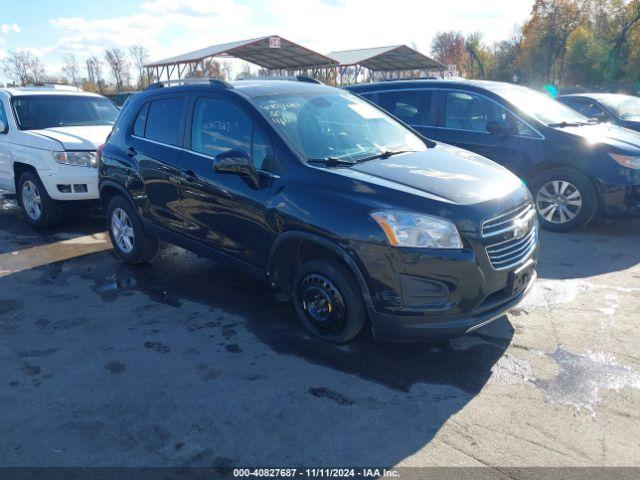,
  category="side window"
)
[132,102,149,137]
[0,100,8,134]
[191,97,272,171]
[145,97,186,146]
[377,90,434,126]
[444,91,536,137]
